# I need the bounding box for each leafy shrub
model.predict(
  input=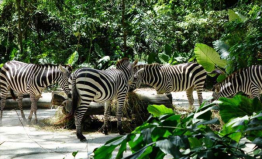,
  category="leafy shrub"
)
[93,98,262,158]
